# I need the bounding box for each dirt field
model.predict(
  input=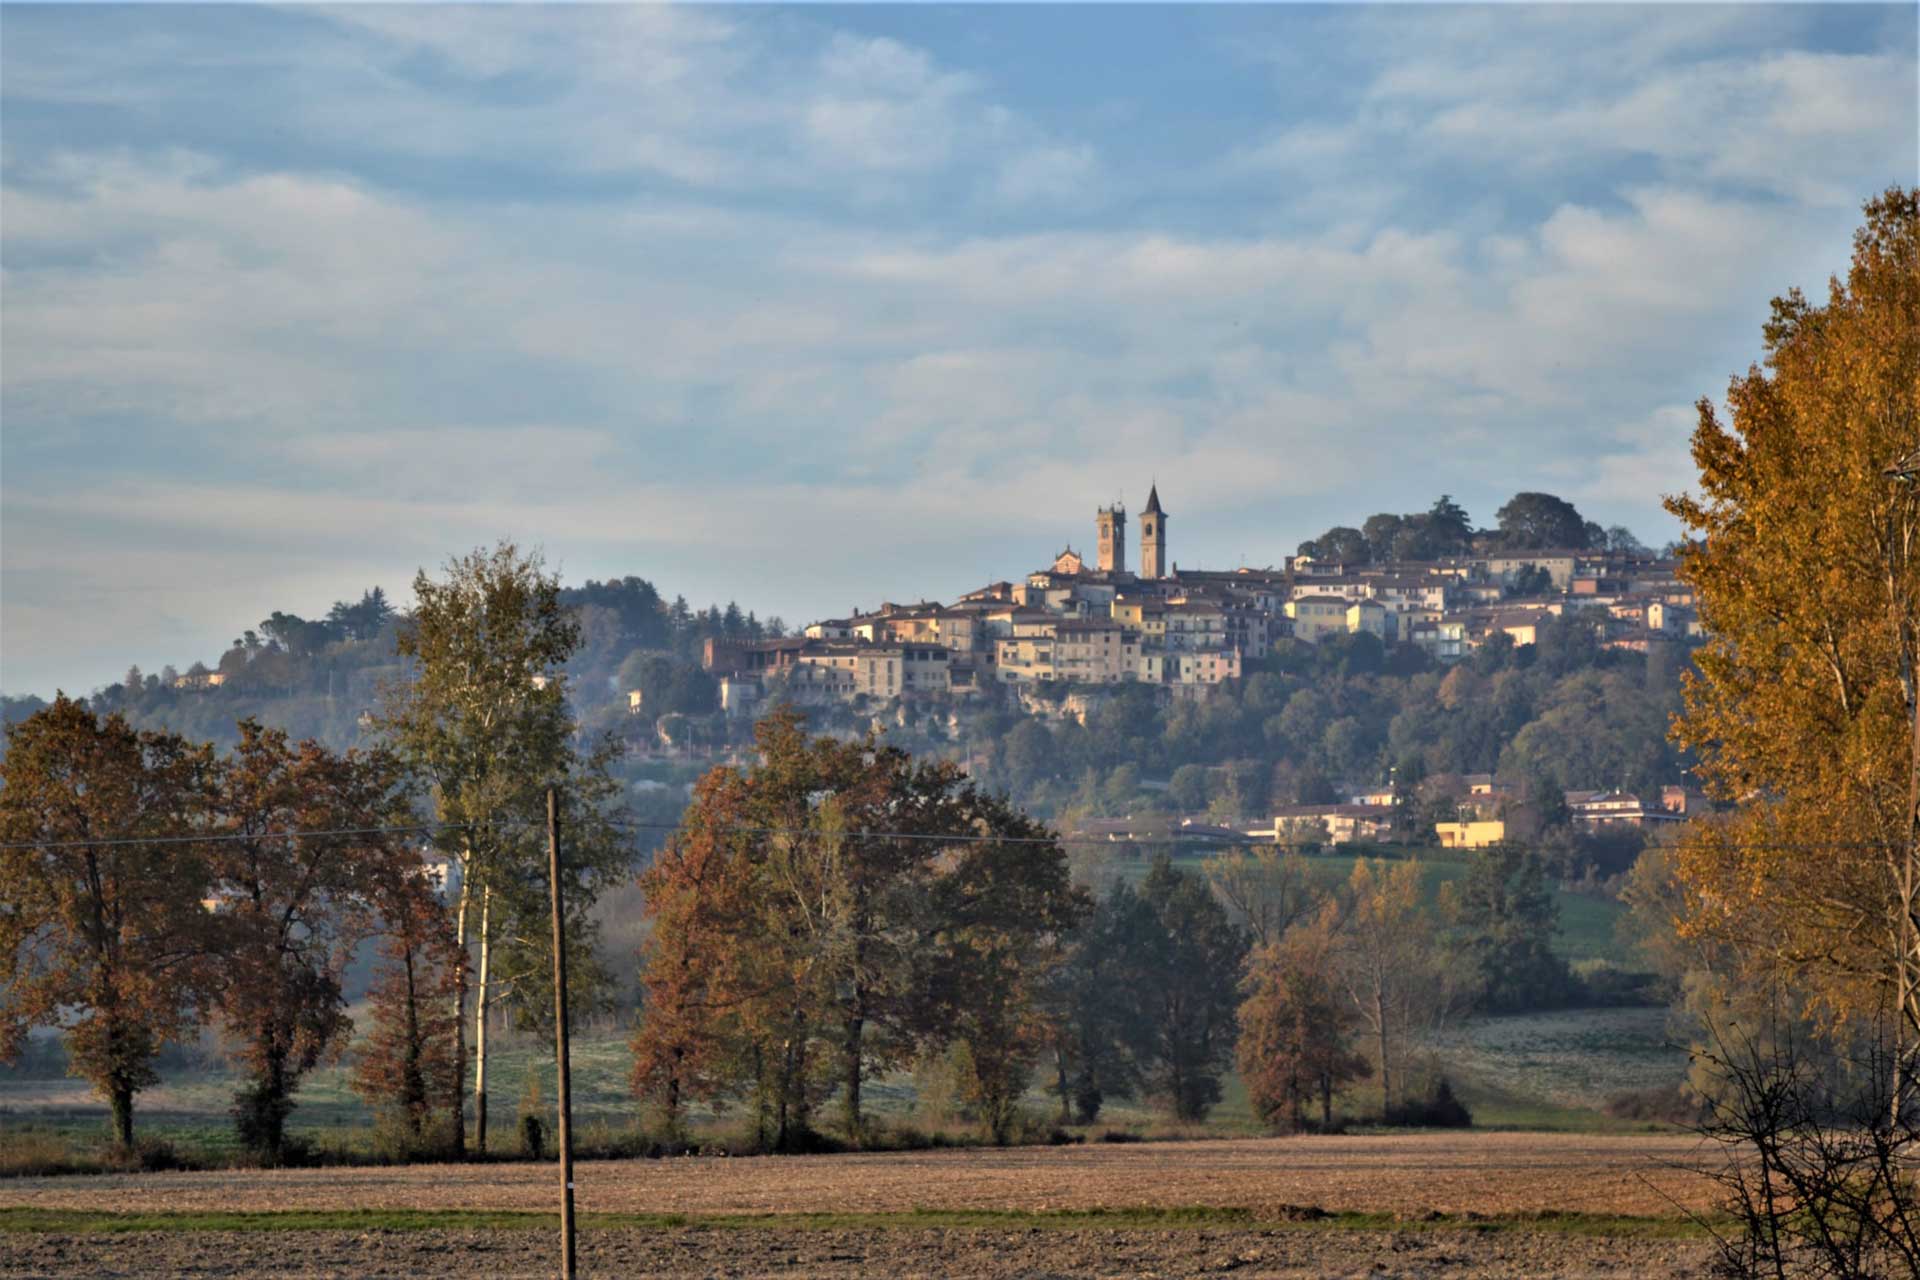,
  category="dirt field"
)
[0,1223,1720,1279]
[1,1133,1718,1219]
